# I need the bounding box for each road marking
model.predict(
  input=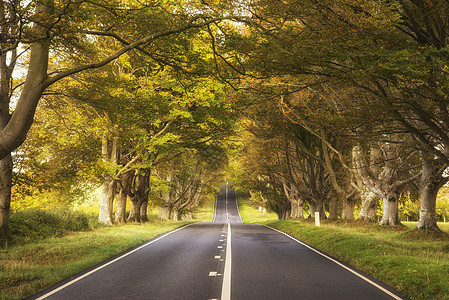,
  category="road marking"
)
[214,256,221,259]
[218,246,223,249]
[35,224,194,300]
[266,226,403,300]
[221,222,232,300]
[209,271,219,277]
